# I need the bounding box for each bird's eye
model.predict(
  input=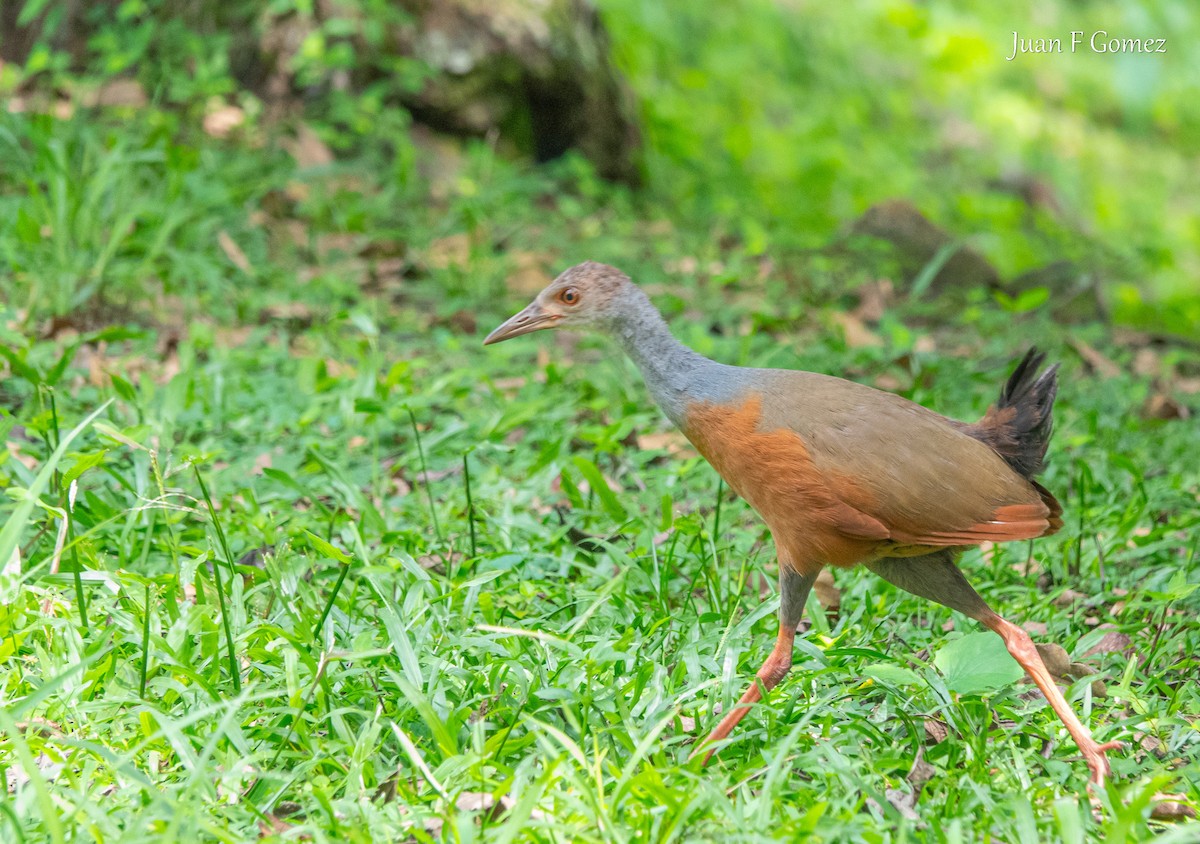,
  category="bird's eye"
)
[560,287,580,305]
